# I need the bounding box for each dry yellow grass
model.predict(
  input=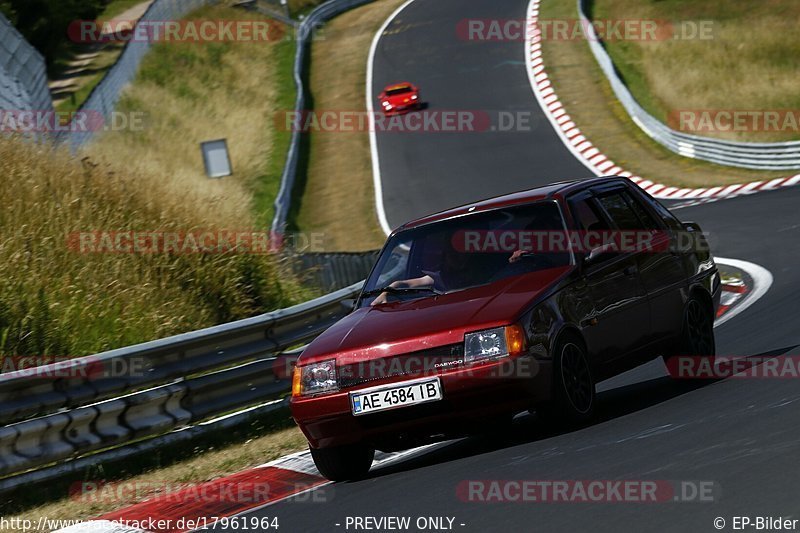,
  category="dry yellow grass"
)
[0,136,305,357]
[87,4,295,228]
[293,0,408,251]
[539,0,789,188]
[1,426,307,531]
[0,4,309,358]
[594,0,800,142]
